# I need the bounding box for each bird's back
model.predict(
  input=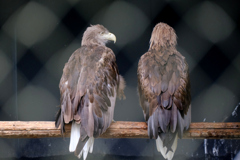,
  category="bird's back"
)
[138,22,191,160]
[56,45,119,136]
[137,47,191,139]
